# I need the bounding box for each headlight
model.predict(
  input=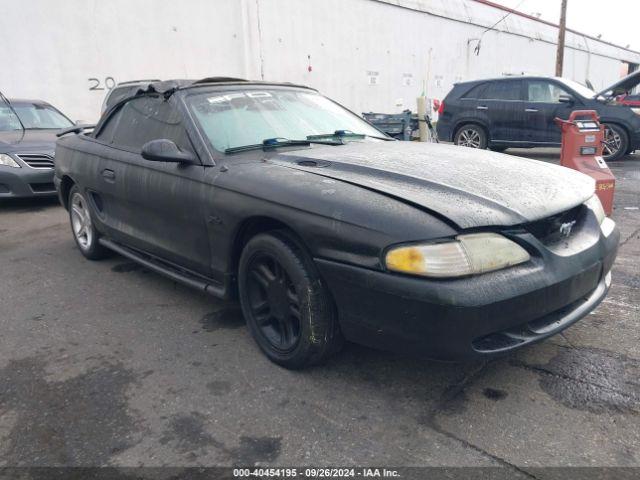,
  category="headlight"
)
[631,108,640,115]
[584,195,605,224]
[385,232,530,278]
[0,153,20,168]
[584,194,615,237]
